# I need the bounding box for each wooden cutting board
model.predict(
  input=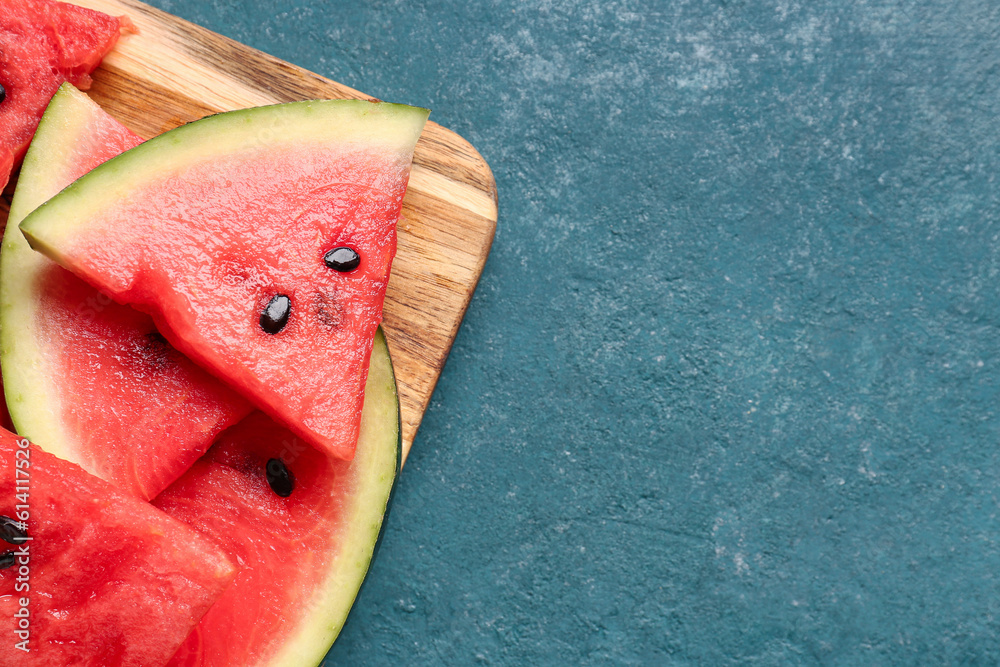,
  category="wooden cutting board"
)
[2,0,497,463]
